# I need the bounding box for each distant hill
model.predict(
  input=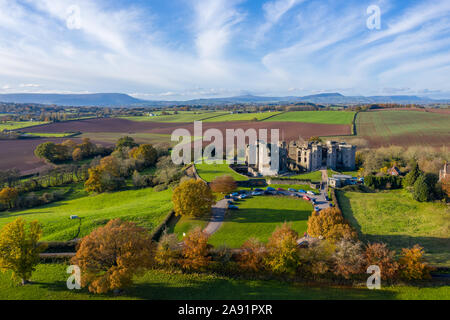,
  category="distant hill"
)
[0,92,448,107]
[0,93,144,107]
